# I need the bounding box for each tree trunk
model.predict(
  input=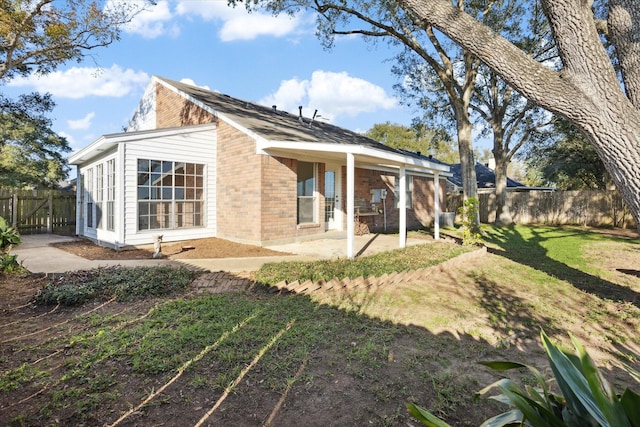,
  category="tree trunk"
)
[400,0,640,232]
[492,149,513,226]
[608,0,640,108]
[453,104,481,227]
